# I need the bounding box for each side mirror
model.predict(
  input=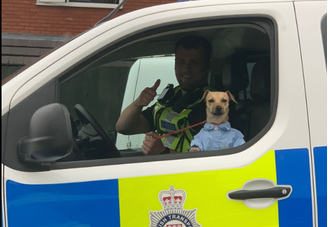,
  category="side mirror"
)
[17,103,73,169]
